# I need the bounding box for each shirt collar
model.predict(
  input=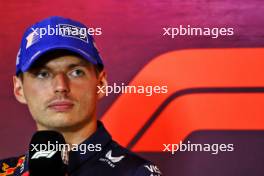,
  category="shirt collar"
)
[68,120,112,173]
